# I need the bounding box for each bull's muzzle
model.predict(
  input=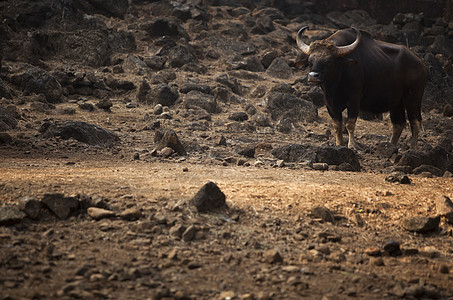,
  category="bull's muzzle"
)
[308,72,322,84]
